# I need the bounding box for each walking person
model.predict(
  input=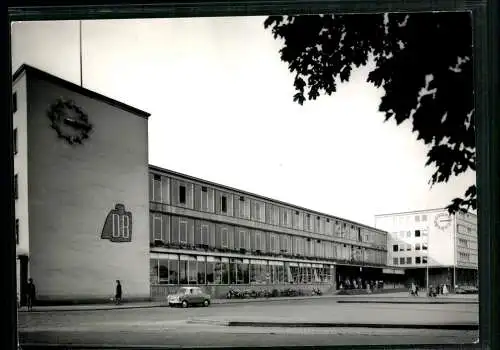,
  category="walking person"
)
[26,278,36,312]
[442,284,449,296]
[115,280,122,305]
